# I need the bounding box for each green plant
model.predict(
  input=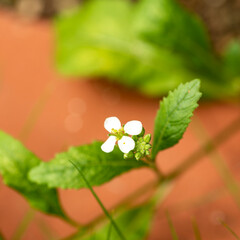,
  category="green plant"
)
[55,0,240,99]
[0,80,200,238]
[0,79,240,239]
